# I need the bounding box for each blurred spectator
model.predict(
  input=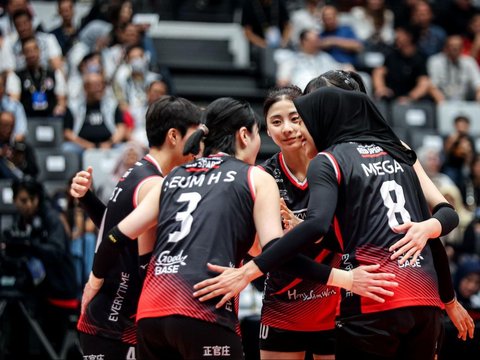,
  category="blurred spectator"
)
[63,72,126,154]
[411,0,446,57]
[391,0,422,28]
[417,145,456,188]
[52,176,96,293]
[276,29,344,89]
[4,9,63,73]
[9,37,67,118]
[462,13,480,67]
[442,118,476,202]
[97,141,145,203]
[319,5,363,65]
[0,27,15,74]
[454,259,480,309]
[0,0,42,38]
[289,0,323,46]
[465,154,480,210]
[3,177,78,355]
[102,22,142,83]
[462,210,480,258]
[372,25,438,103]
[438,182,474,247]
[428,35,480,102]
[0,111,37,179]
[0,71,27,141]
[350,0,395,48]
[50,0,79,57]
[127,79,168,147]
[241,0,291,49]
[113,44,162,119]
[438,0,477,36]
